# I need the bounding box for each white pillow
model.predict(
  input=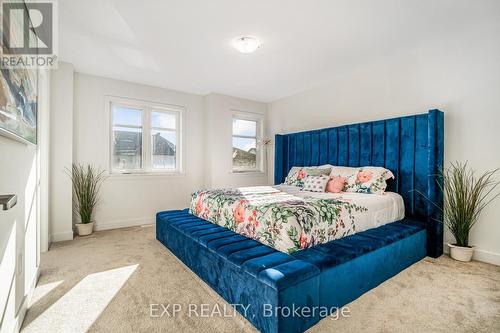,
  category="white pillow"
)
[285,166,332,187]
[329,166,359,179]
[317,164,334,169]
[302,174,330,192]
